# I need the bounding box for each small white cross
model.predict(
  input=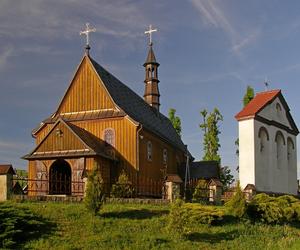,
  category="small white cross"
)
[145,25,158,45]
[80,23,96,46]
